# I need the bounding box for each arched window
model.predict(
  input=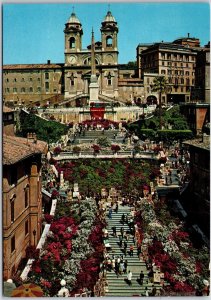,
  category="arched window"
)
[24,185,29,208]
[10,194,16,223]
[84,57,99,65]
[106,36,113,47]
[69,37,76,49]
[107,72,112,85]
